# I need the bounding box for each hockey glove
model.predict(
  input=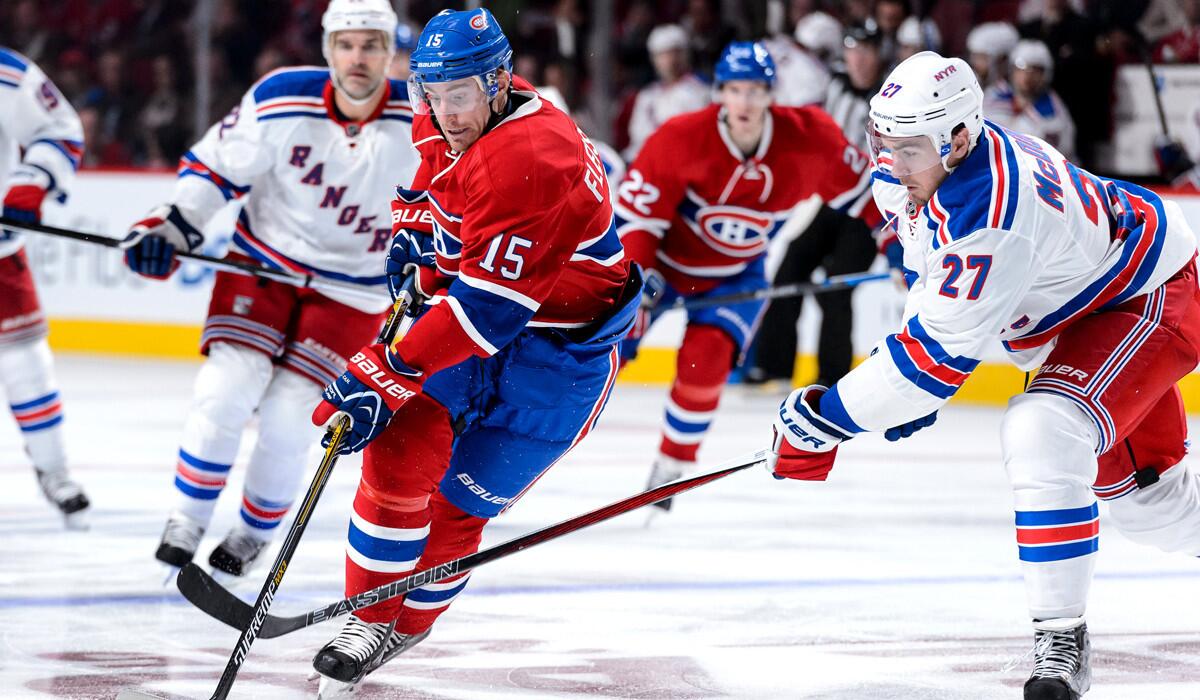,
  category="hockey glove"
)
[768,385,851,481]
[629,266,666,341]
[311,343,424,455]
[1,166,50,241]
[119,204,204,280]
[387,187,439,309]
[884,411,937,441]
